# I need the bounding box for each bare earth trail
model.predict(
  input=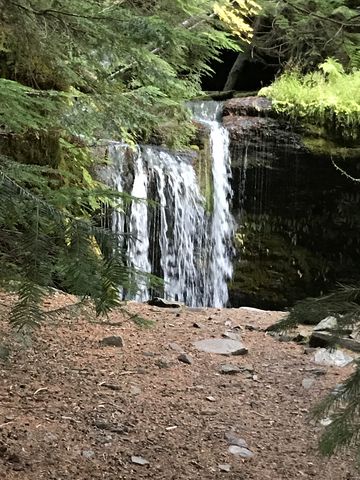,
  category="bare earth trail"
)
[0,292,358,479]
